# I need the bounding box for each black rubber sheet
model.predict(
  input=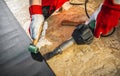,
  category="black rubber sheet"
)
[0,0,55,76]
